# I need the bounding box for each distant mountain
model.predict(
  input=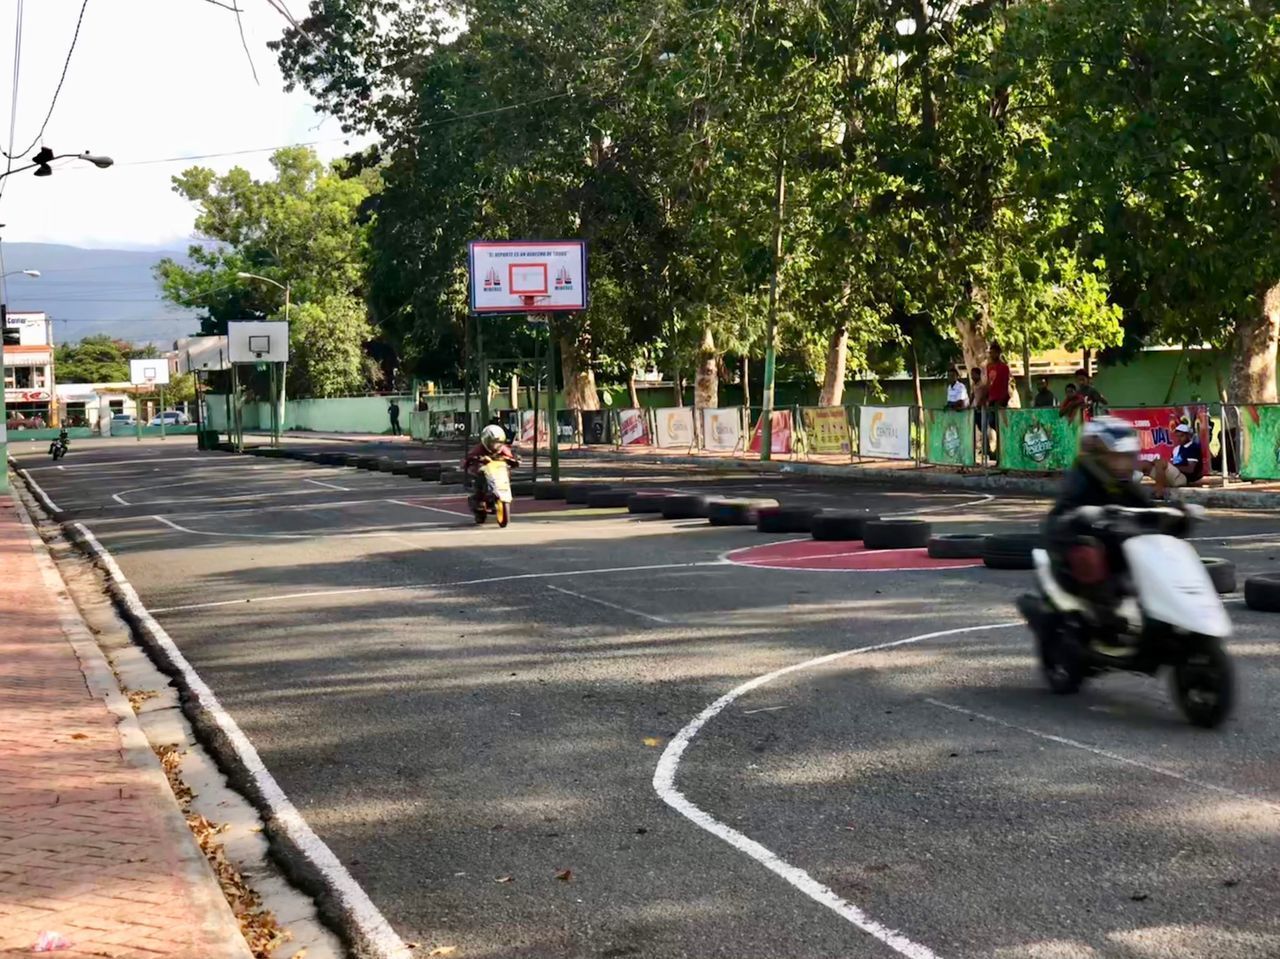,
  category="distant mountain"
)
[0,242,205,346]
